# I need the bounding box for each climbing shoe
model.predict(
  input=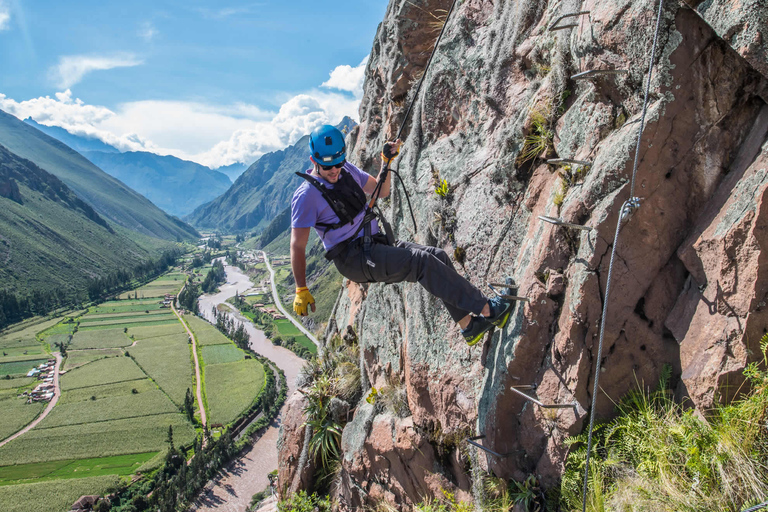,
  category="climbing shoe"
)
[462,316,494,346]
[485,296,514,329]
